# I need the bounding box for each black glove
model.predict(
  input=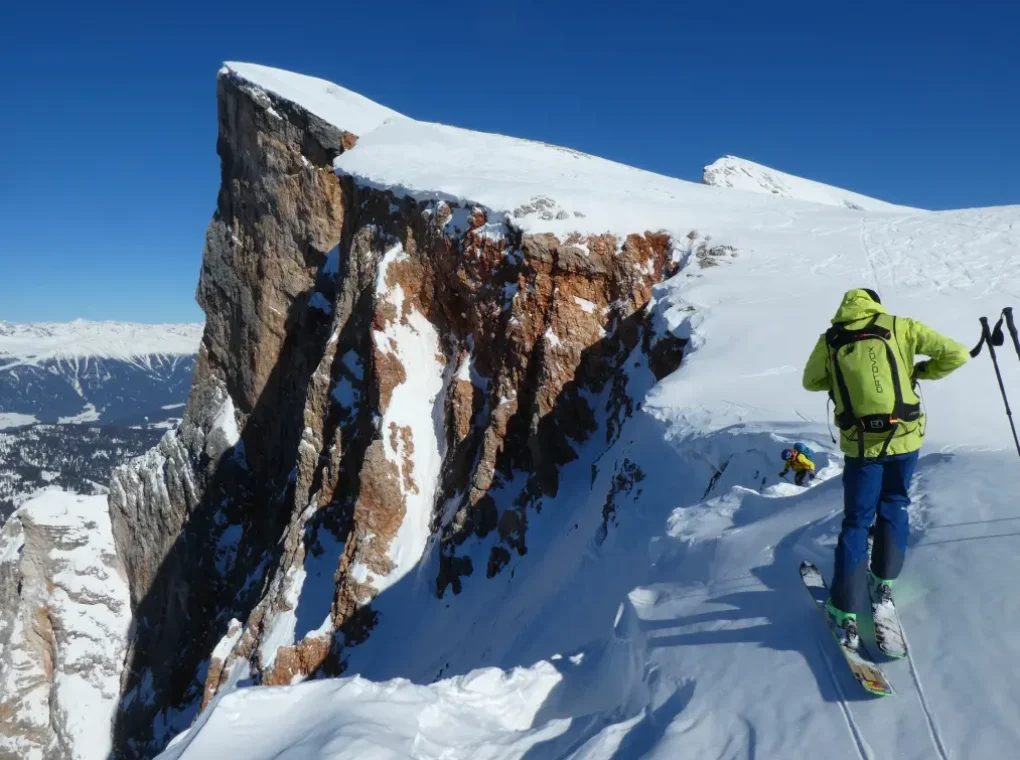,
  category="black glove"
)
[912,360,930,385]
